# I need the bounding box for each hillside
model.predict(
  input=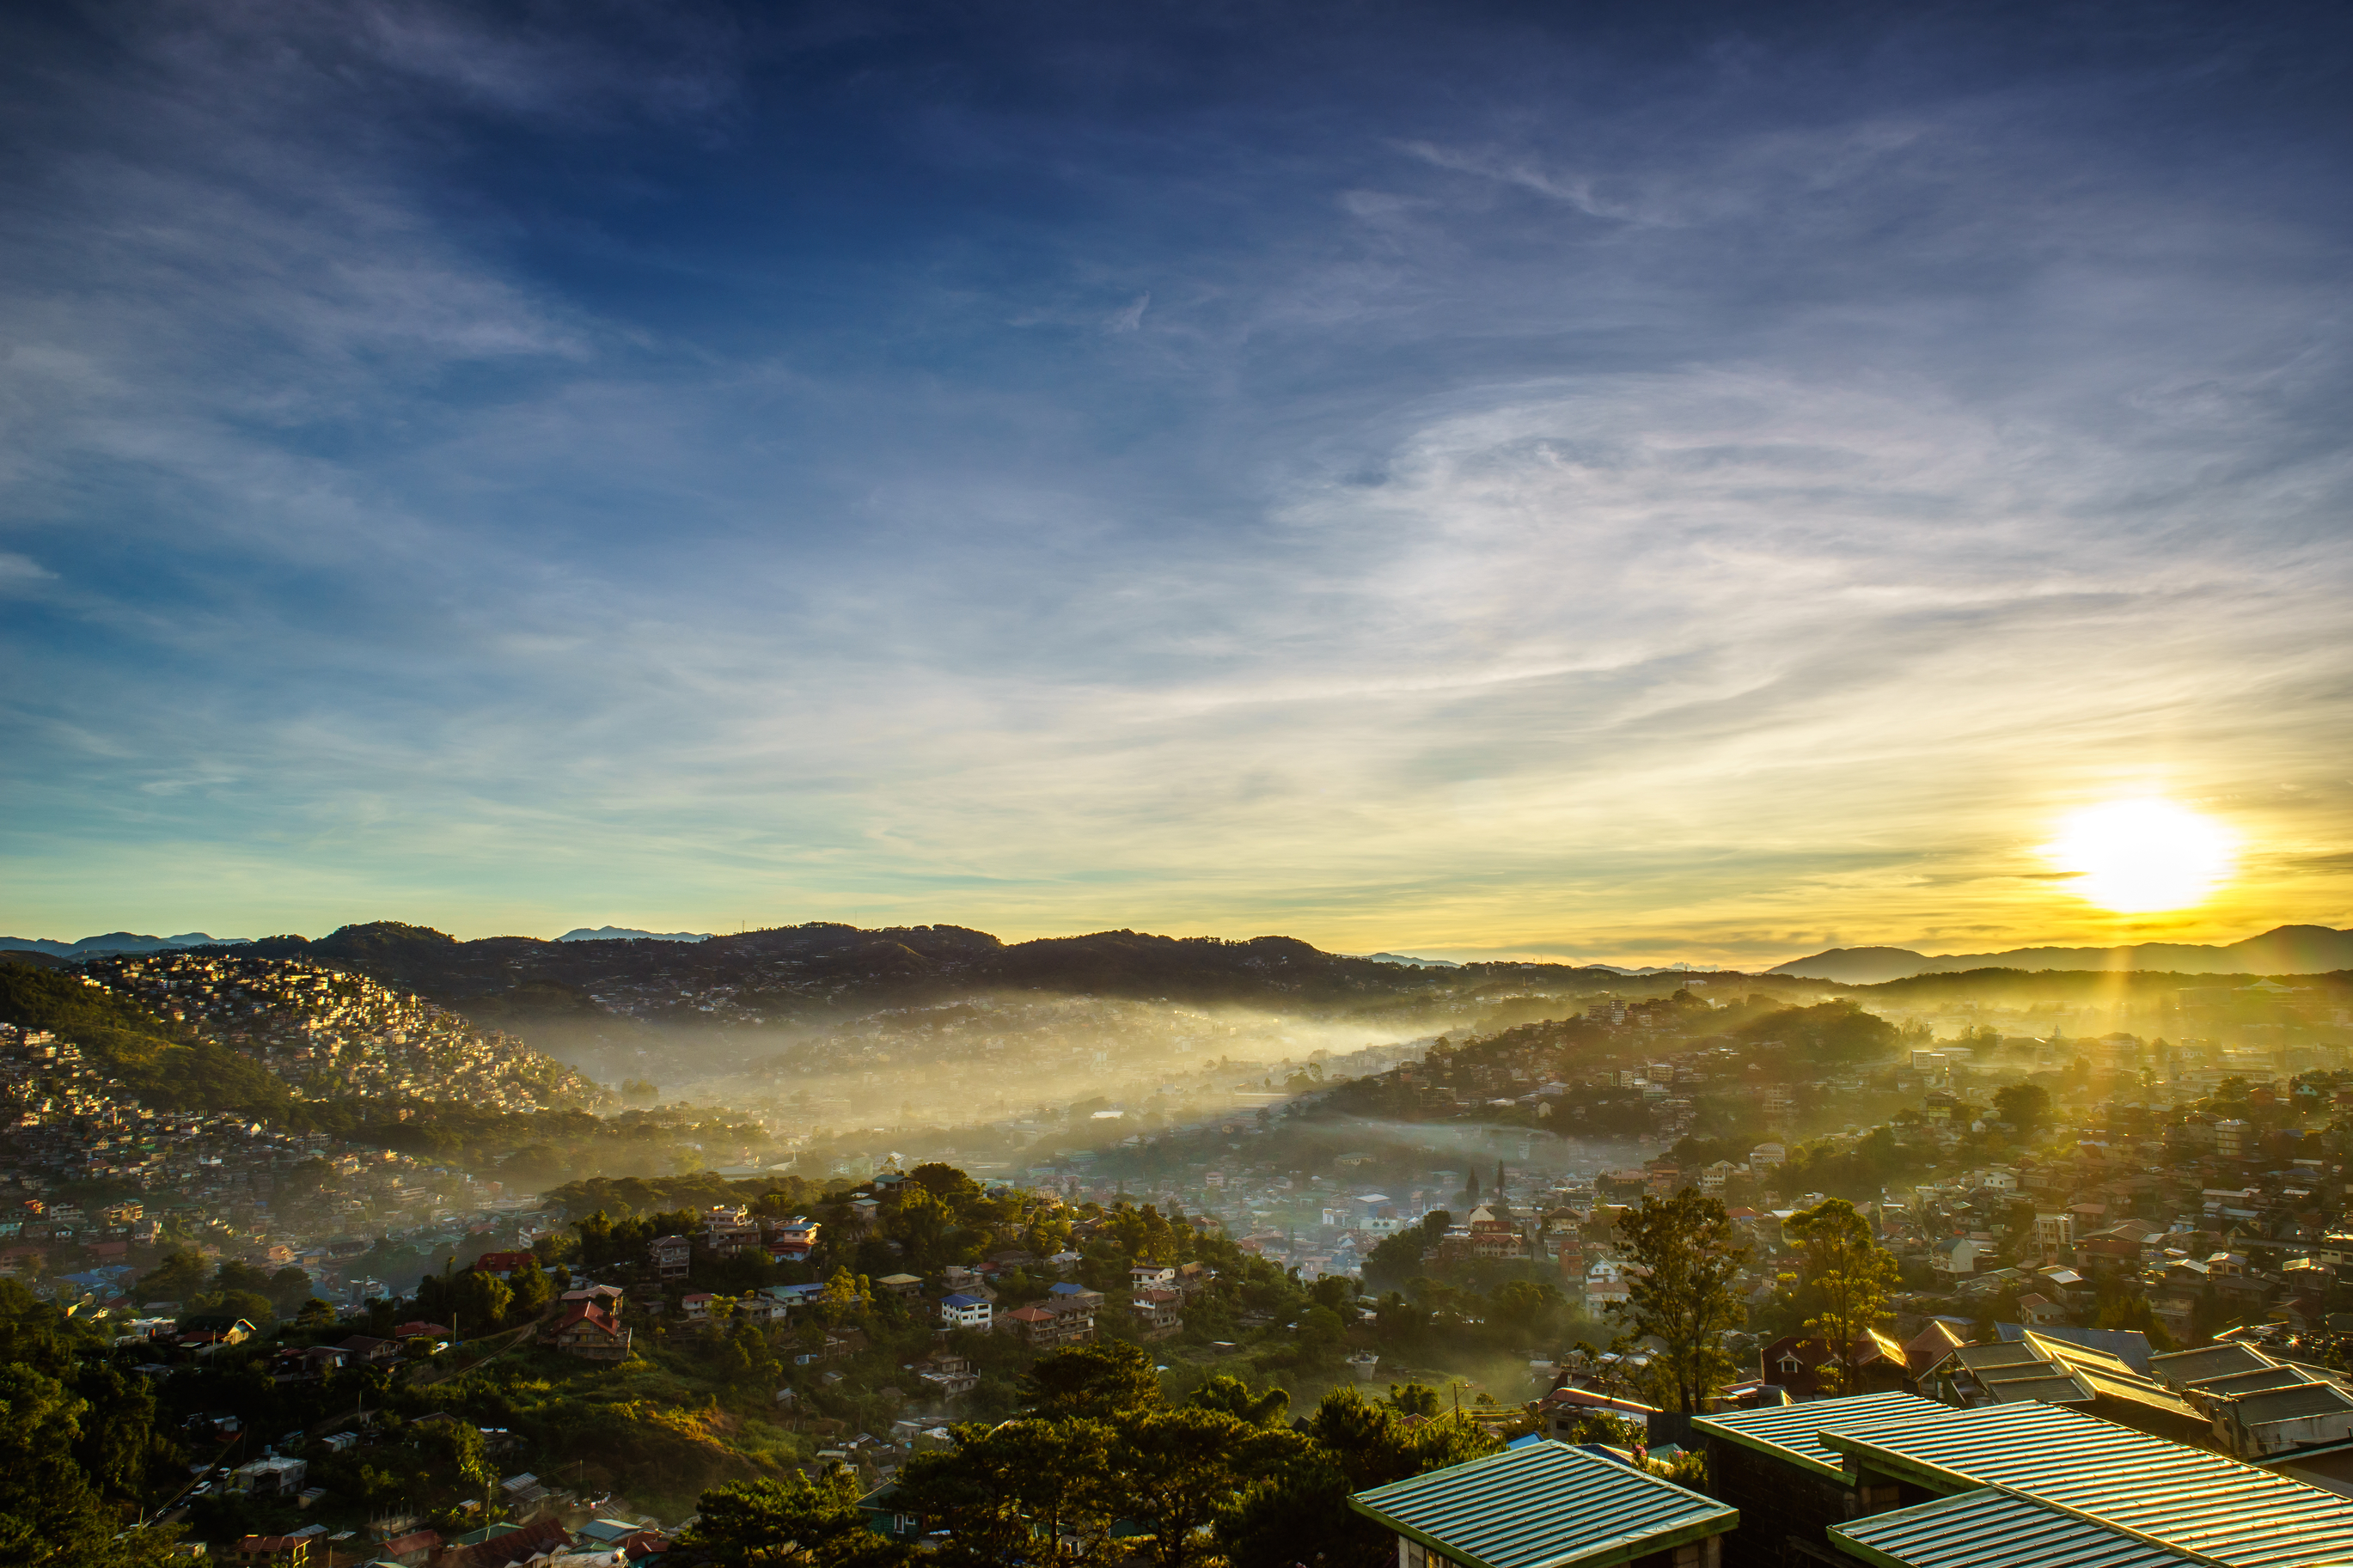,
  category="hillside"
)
[0,961,288,1114]
[1770,924,2353,982]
